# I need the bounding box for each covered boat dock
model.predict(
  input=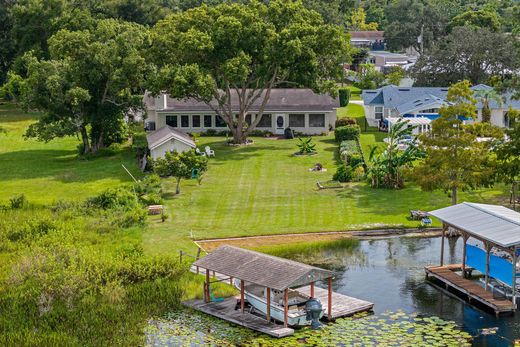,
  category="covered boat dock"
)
[426,202,520,315]
[185,245,373,337]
